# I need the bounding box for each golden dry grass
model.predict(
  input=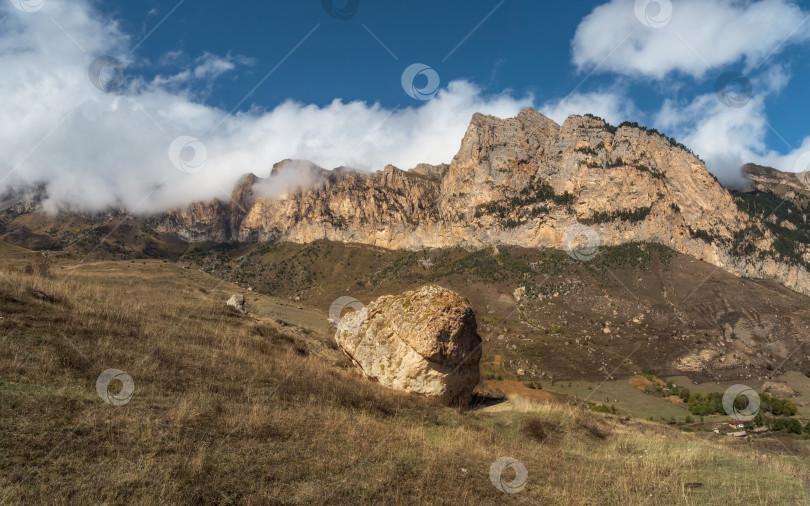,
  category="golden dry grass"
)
[0,250,808,504]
